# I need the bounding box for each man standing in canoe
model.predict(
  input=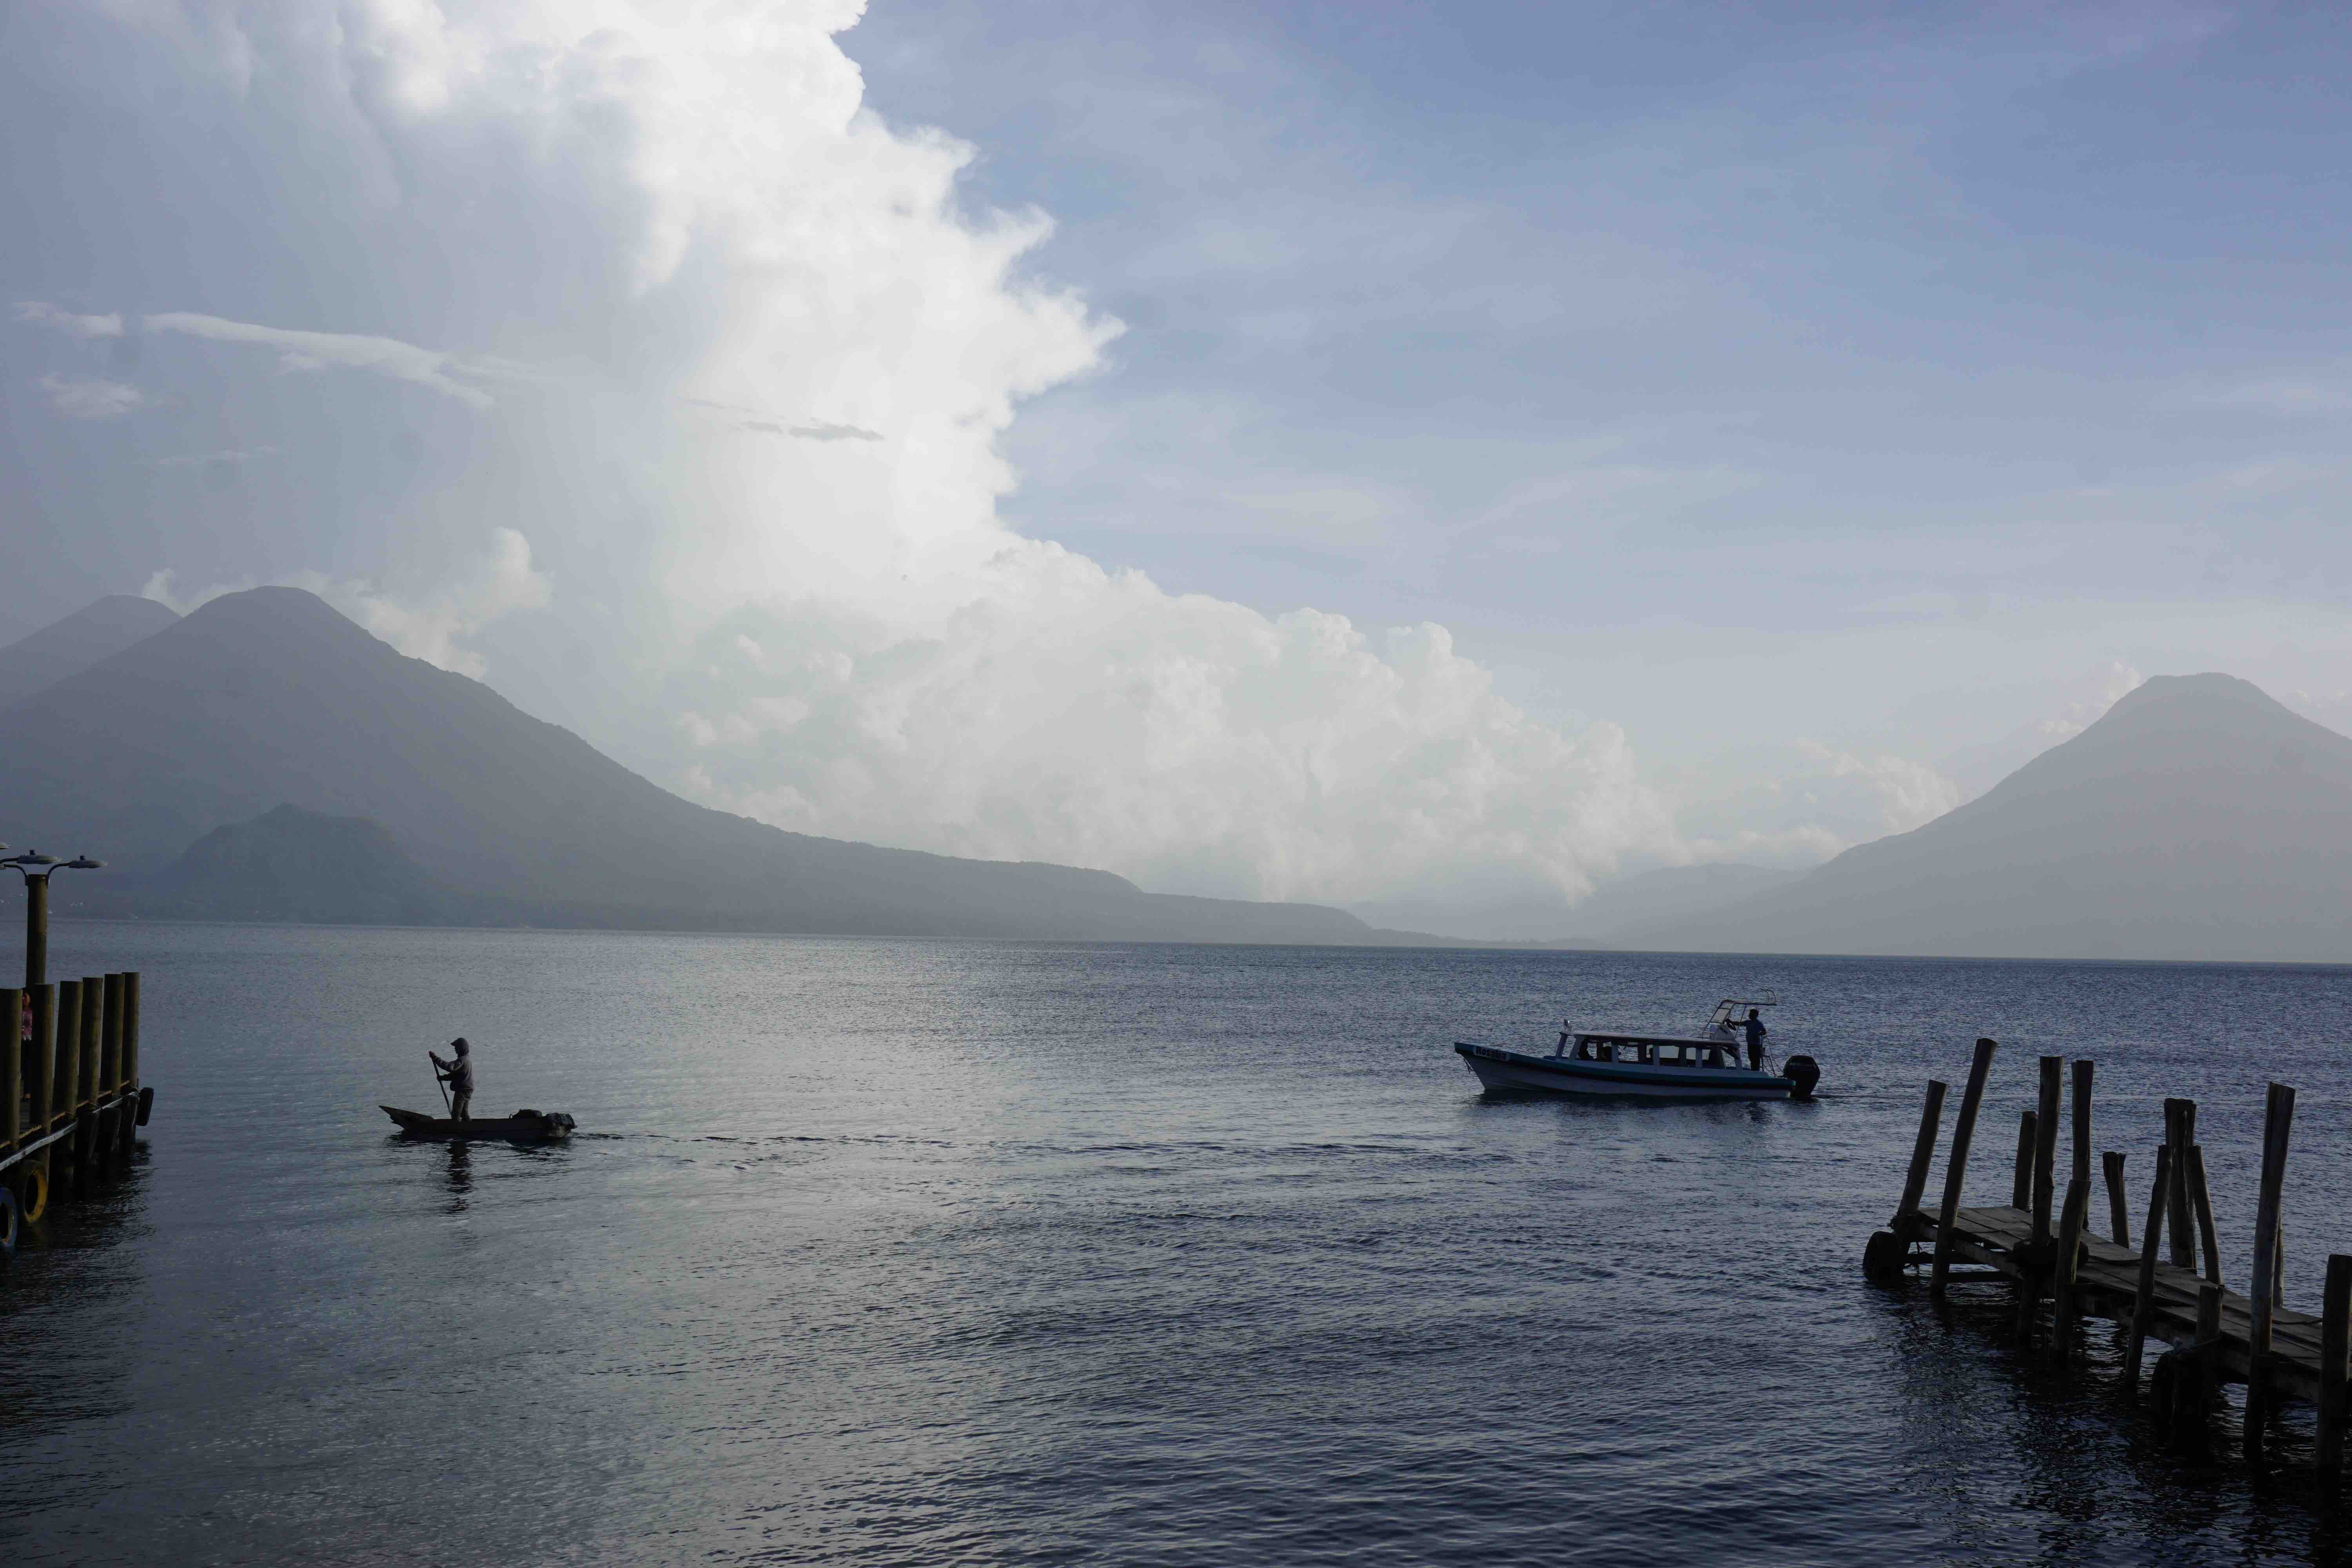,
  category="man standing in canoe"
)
[430,1038,474,1122]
